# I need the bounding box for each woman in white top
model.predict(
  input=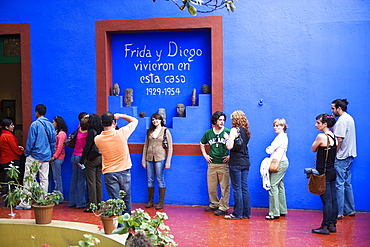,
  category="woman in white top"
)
[265,118,289,220]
